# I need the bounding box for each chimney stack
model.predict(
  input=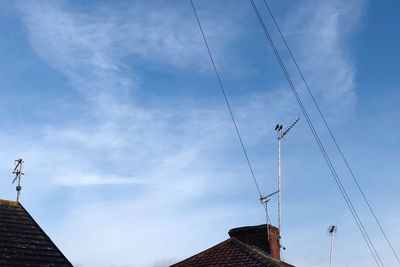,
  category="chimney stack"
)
[228,224,281,260]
